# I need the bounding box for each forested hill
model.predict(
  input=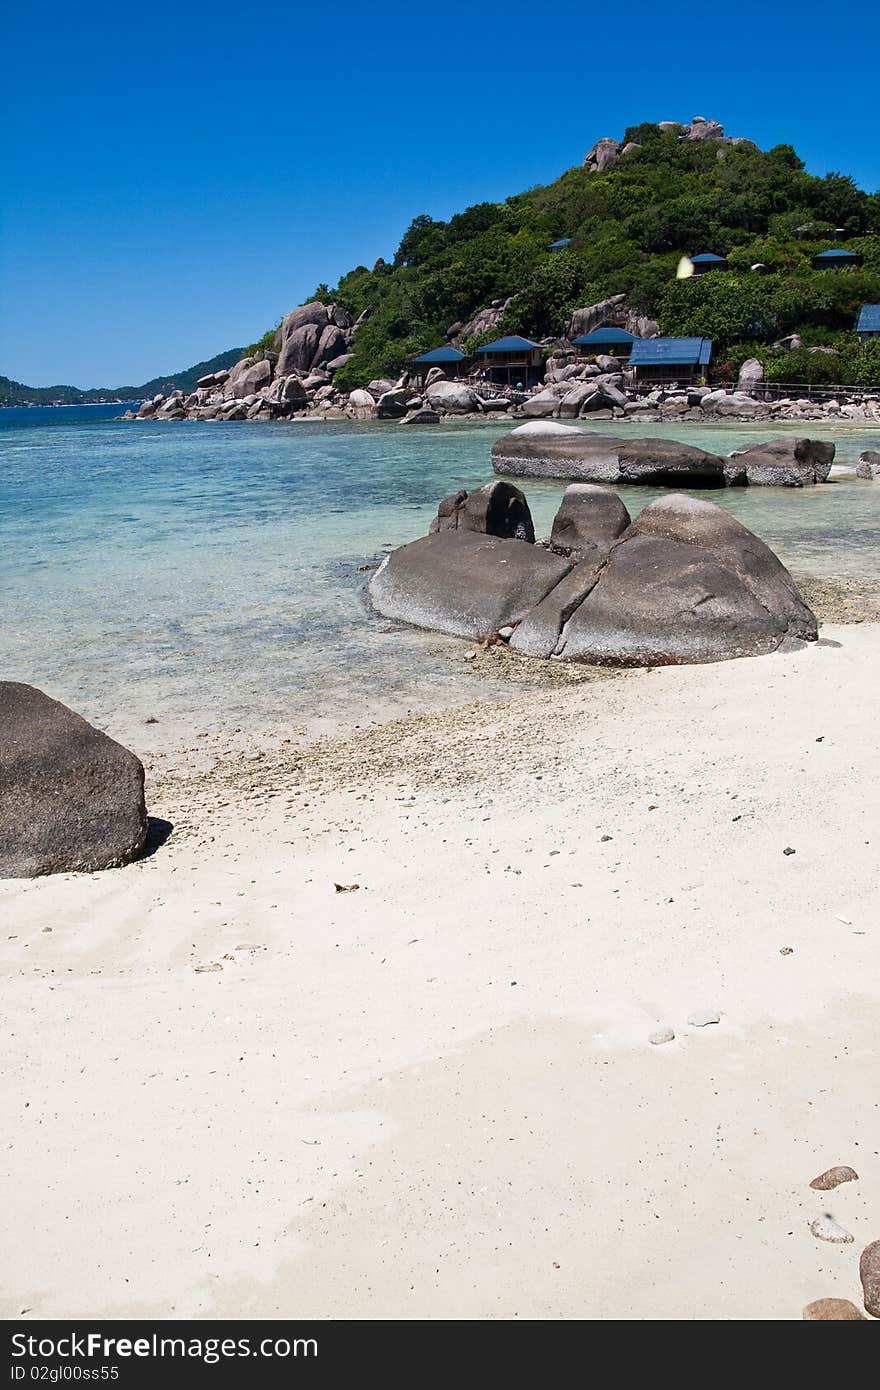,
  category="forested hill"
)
[258,119,880,389]
[0,347,243,408]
